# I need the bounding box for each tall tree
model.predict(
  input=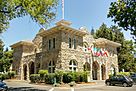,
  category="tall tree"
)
[0,40,13,72]
[0,39,4,72]
[0,0,58,33]
[94,23,114,41]
[118,40,136,72]
[108,0,136,41]
[110,25,124,44]
[3,48,13,72]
